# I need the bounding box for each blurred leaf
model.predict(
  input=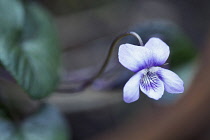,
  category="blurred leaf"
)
[0,105,70,140]
[0,0,24,34]
[0,118,15,140]
[21,104,69,140]
[0,78,40,117]
[0,0,60,99]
